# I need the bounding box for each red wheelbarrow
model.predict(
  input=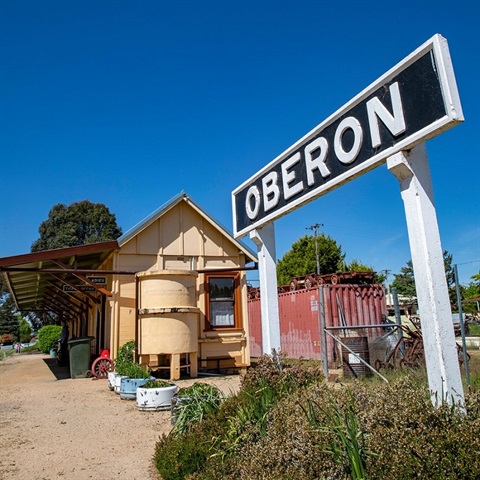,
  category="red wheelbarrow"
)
[90,349,114,379]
